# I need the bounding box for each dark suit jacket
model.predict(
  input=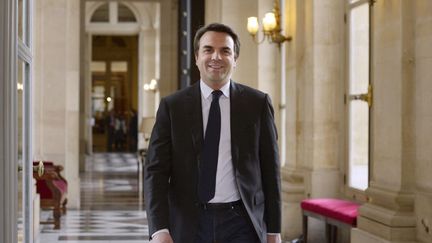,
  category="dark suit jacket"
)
[144,81,281,243]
